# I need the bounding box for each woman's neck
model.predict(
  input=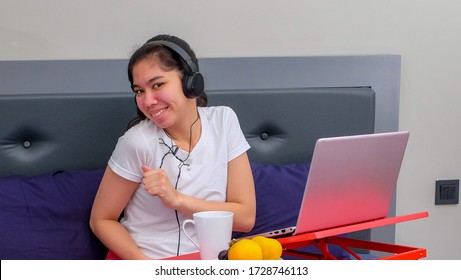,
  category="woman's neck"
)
[164,109,201,152]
